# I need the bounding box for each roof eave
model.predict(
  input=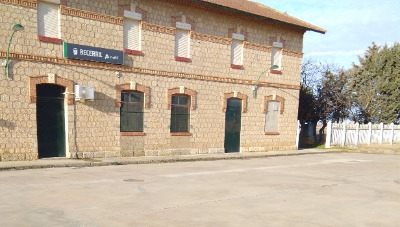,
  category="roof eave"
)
[307,28,326,34]
[193,0,326,34]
